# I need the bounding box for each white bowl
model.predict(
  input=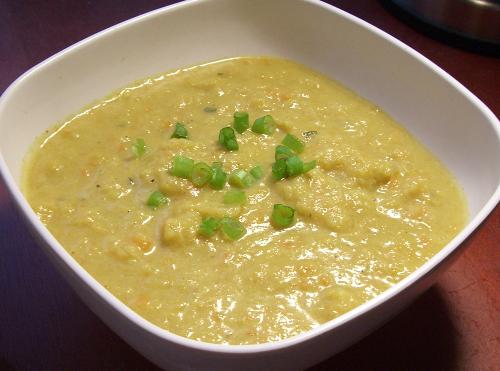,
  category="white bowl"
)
[1,0,499,370]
